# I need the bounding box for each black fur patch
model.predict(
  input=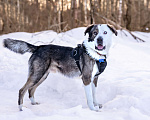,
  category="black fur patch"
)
[85,25,98,42]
